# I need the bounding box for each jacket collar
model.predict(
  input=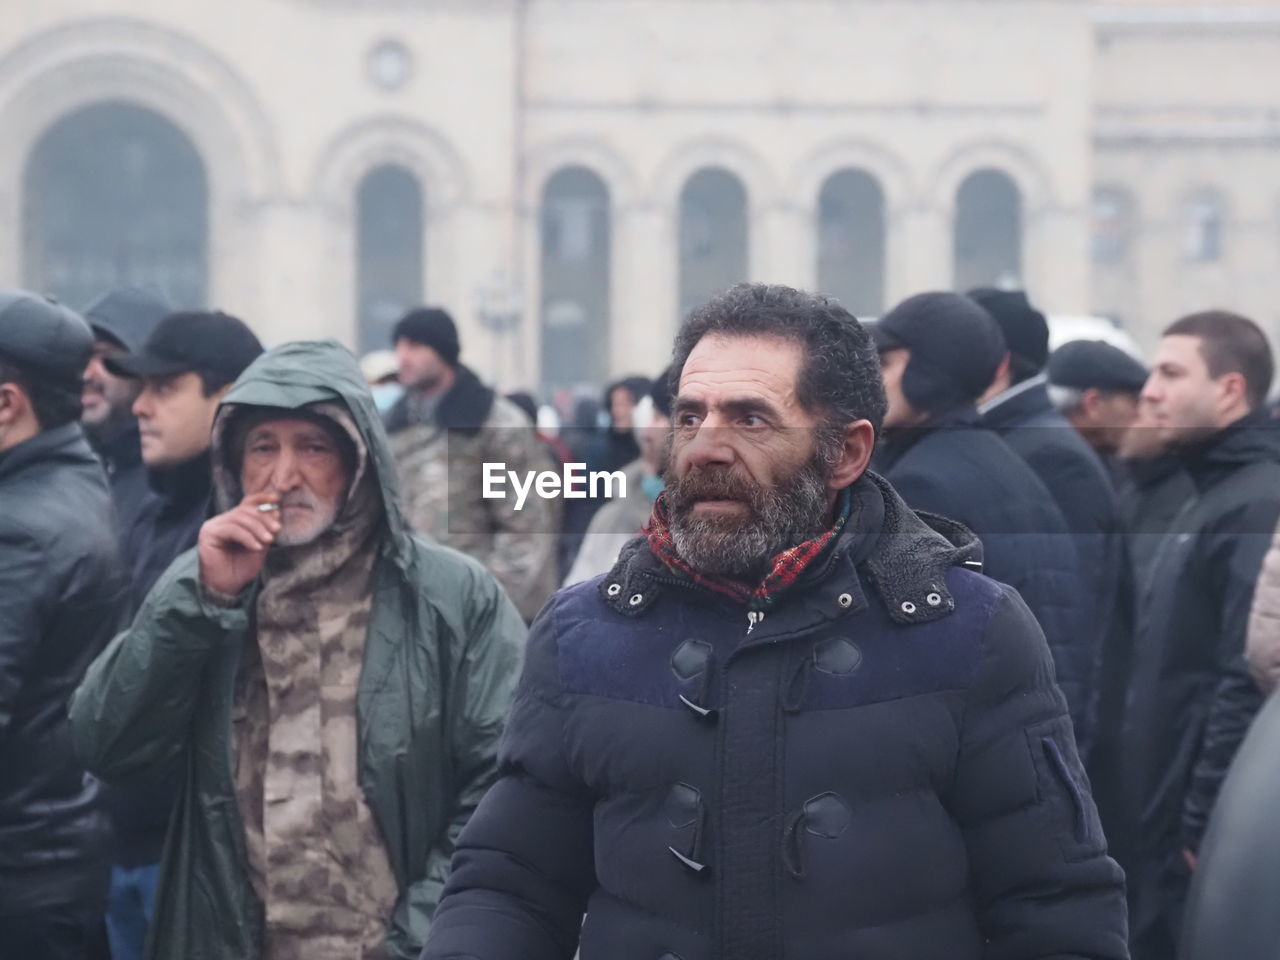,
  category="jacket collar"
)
[601,471,983,628]
[0,422,97,482]
[875,405,983,472]
[1179,408,1280,491]
[148,448,213,515]
[89,418,143,476]
[977,375,1051,428]
[384,365,495,438]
